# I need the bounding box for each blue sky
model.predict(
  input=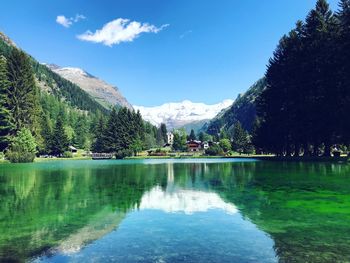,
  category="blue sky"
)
[0,0,339,106]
